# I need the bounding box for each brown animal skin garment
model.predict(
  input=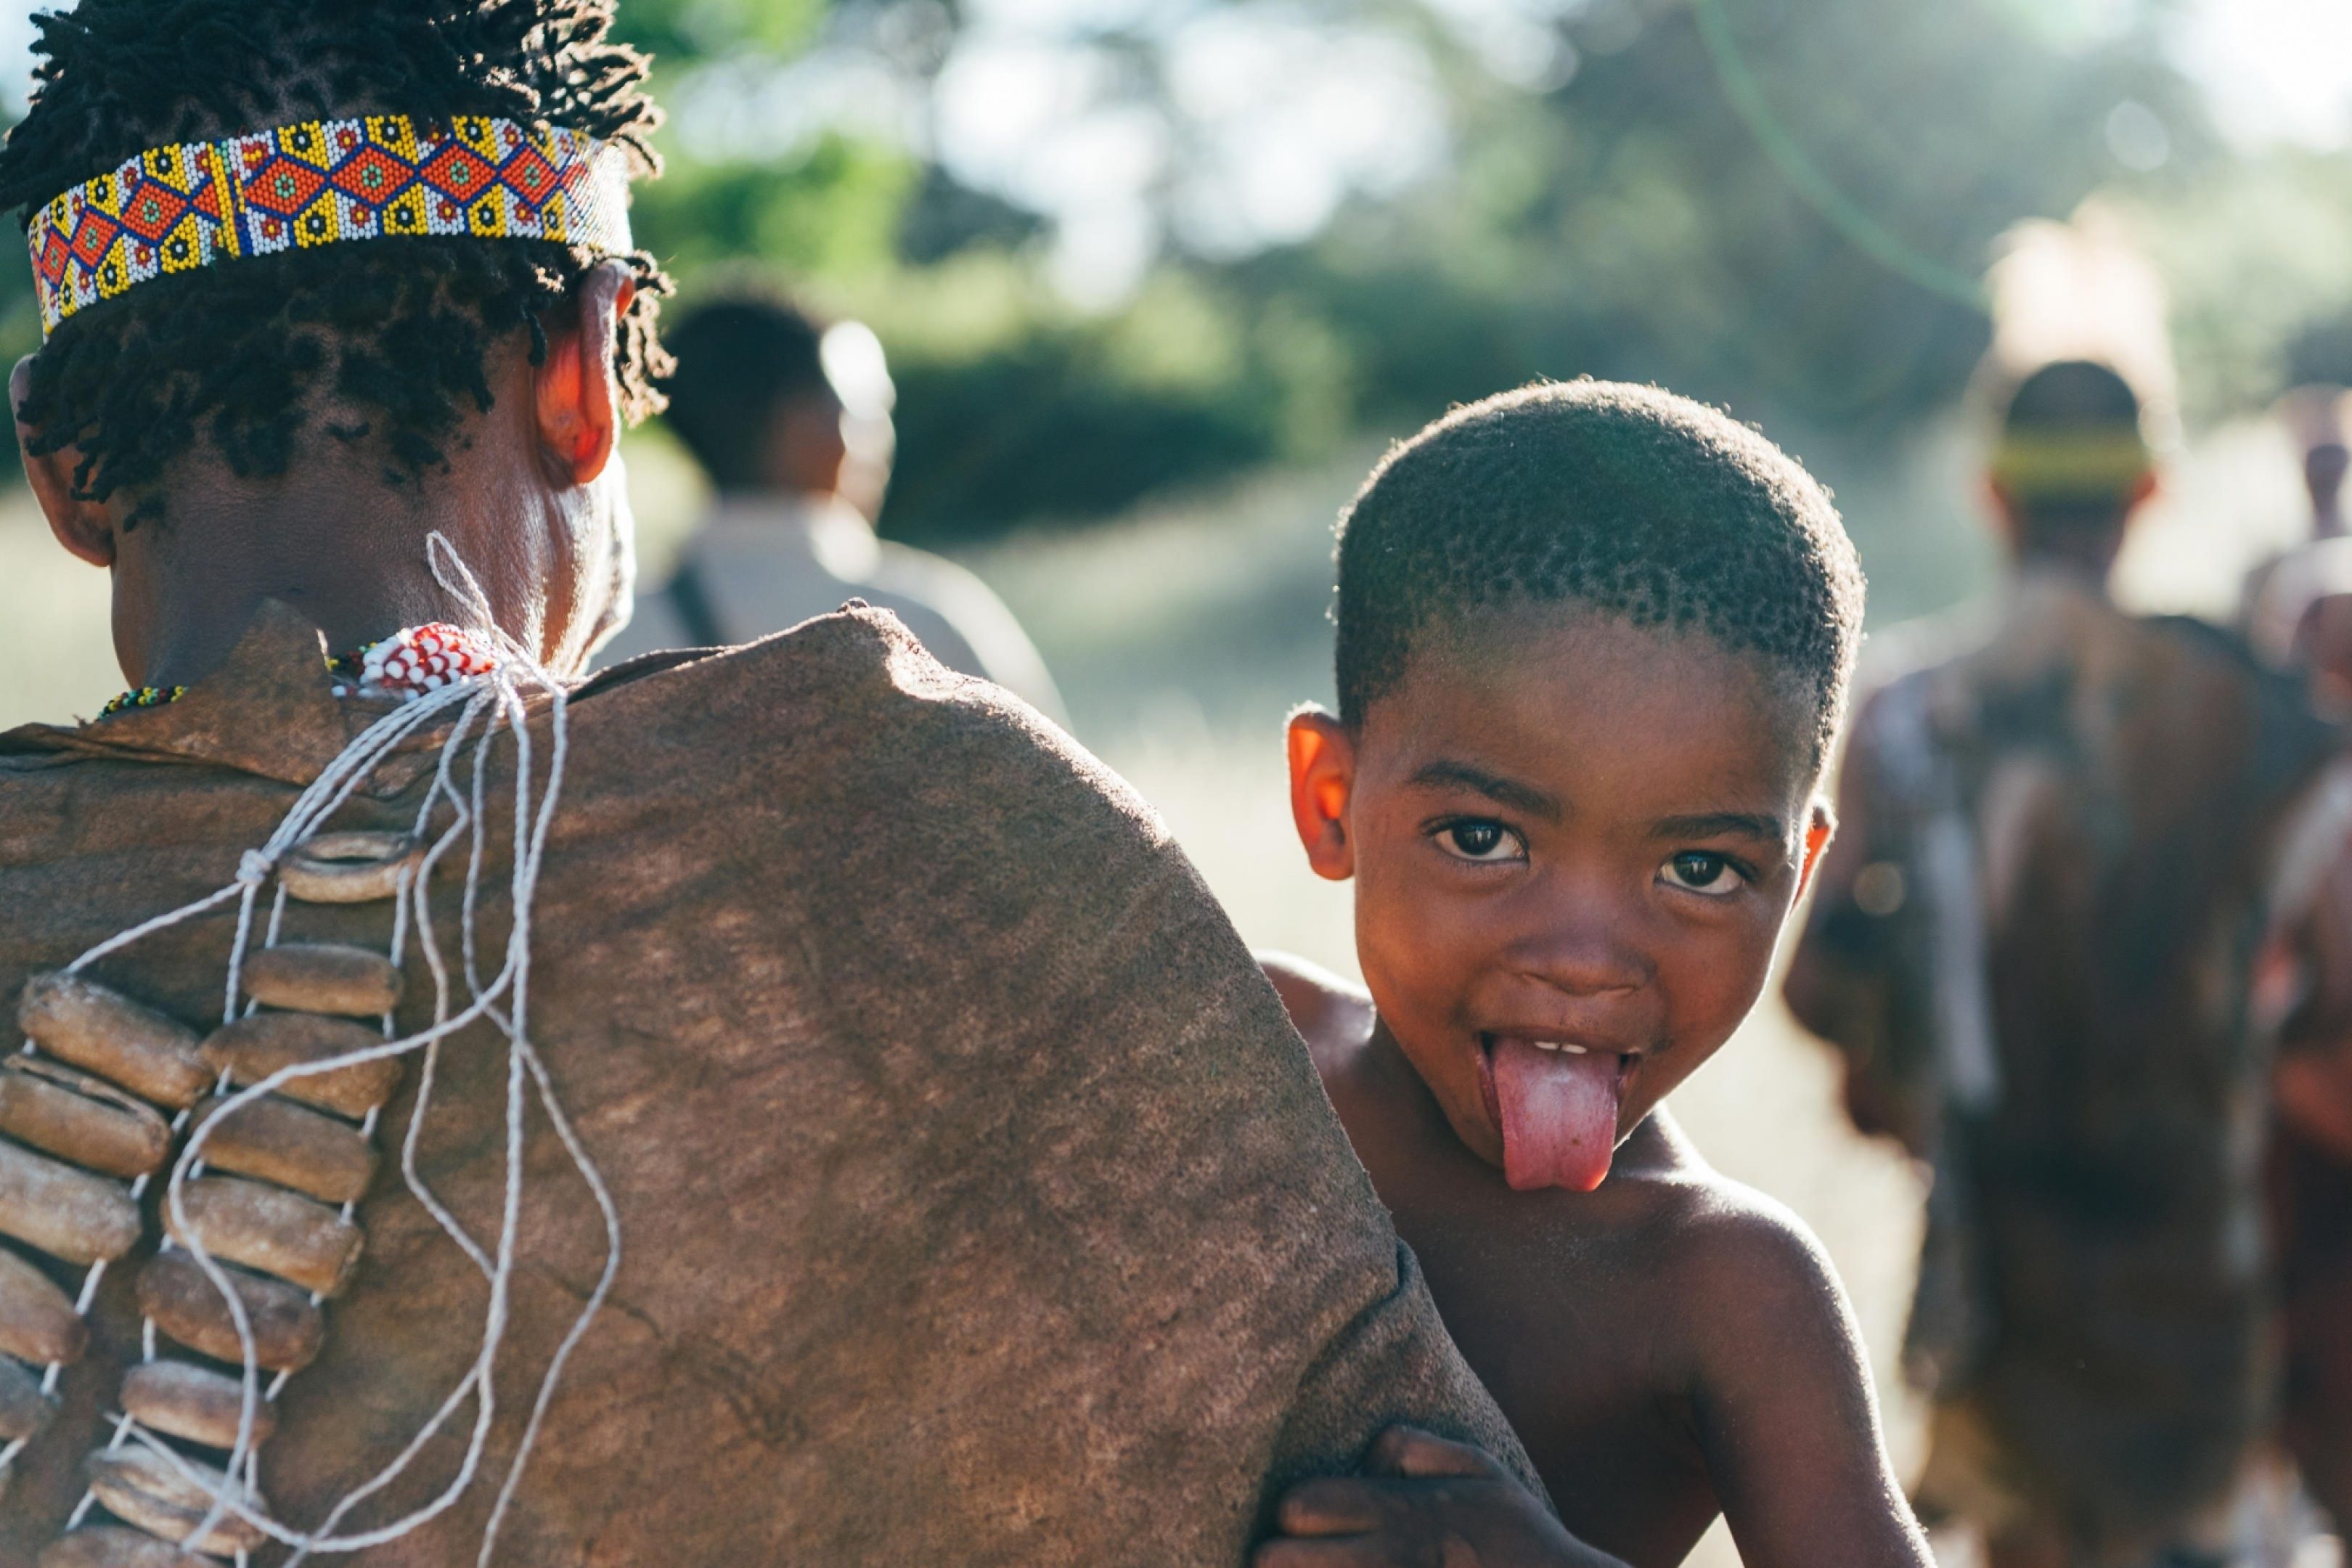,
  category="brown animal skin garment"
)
[0,600,1533,1566]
